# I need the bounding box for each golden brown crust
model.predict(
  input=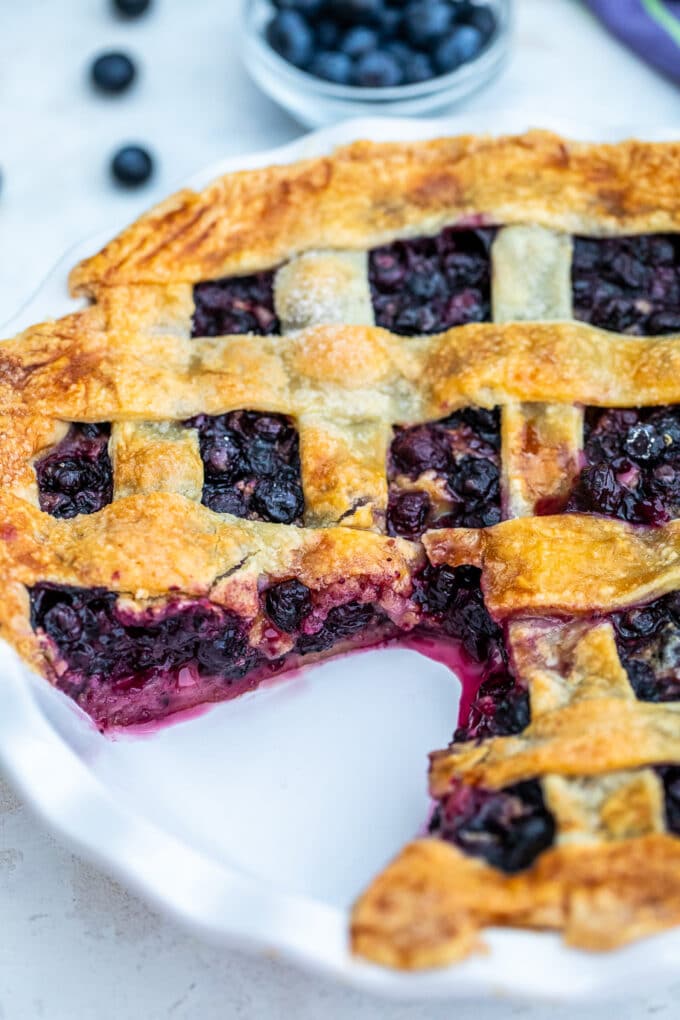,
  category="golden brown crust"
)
[0,491,422,672]
[111,421,204,501]
[423,515,680,617]
[351,835,680,969]
[6,315,680,425]
[69,131,680,294]
[4,319,680,532]
[430,698,680,791]
[501,403,582,517]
